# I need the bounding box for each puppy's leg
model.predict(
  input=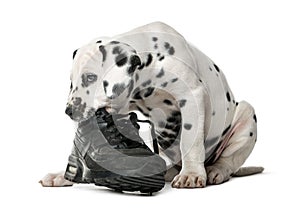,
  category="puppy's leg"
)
[39,171,74,187]
[206,101,257,184]
[170,87,207,188]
